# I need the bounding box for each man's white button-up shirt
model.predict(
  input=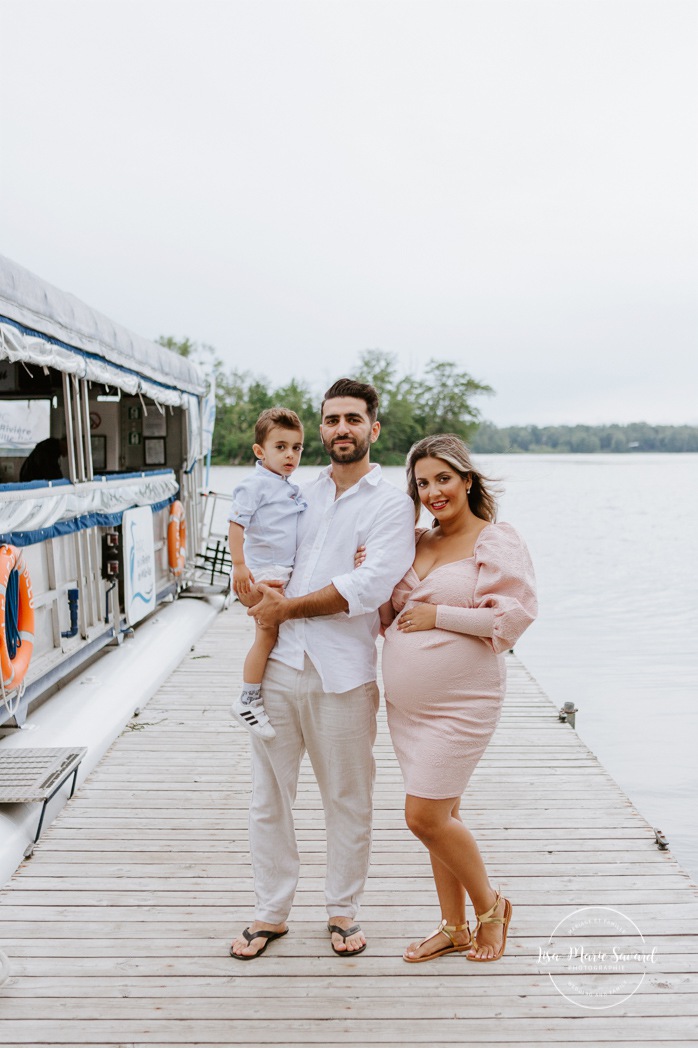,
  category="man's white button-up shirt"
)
[272,463,415,693]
